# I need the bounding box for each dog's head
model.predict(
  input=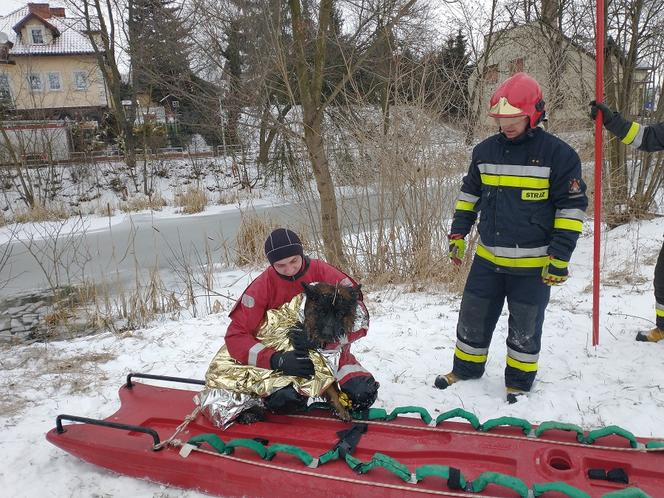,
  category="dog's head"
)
[301,282,360,346]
